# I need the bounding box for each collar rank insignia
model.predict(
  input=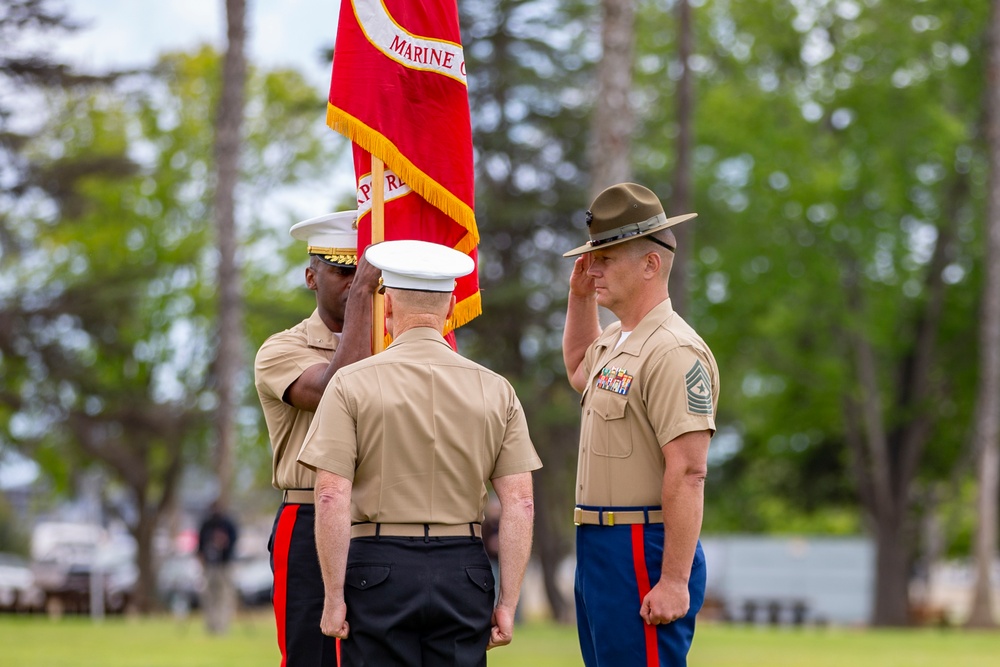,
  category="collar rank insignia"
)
[685,359,713,415]
[596,366,633,396]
